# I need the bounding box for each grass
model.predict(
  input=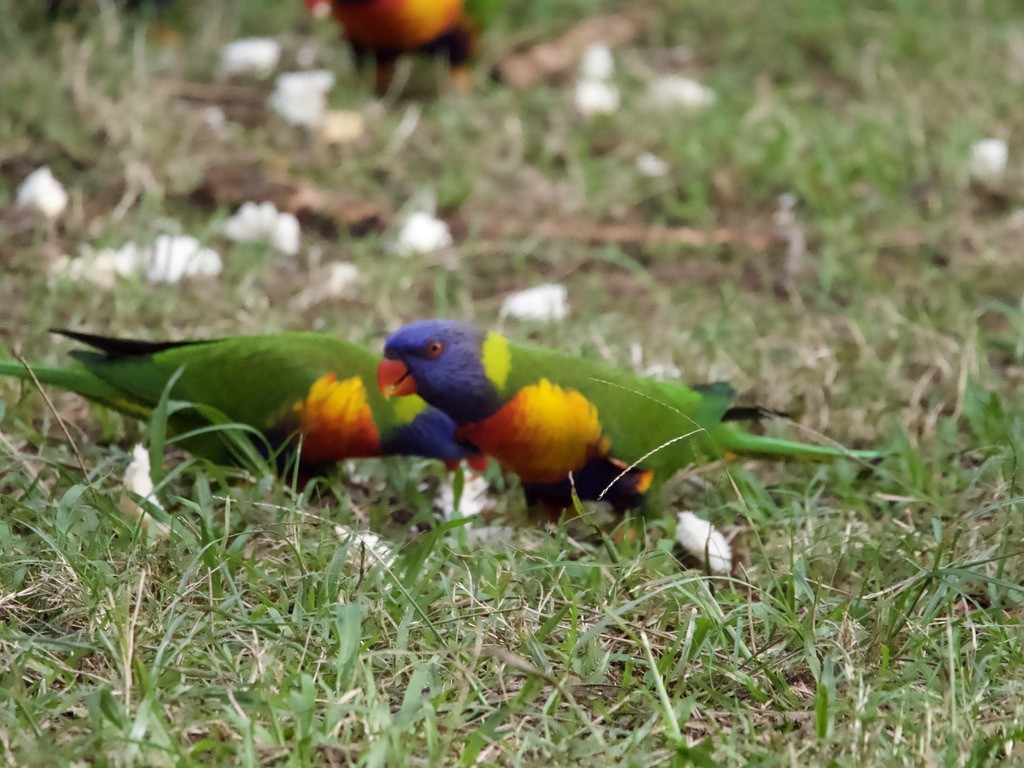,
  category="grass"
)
[2,0,1024,764]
